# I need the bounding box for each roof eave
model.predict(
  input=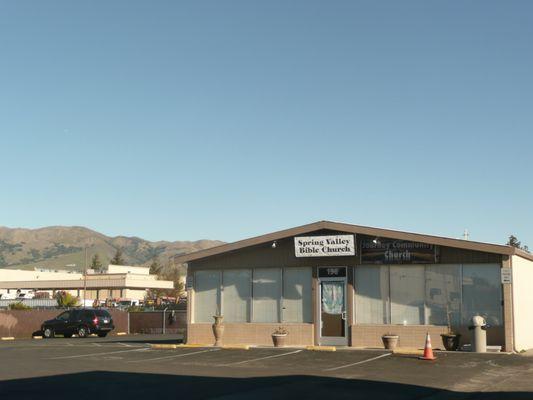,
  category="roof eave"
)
[174,220,514,264]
